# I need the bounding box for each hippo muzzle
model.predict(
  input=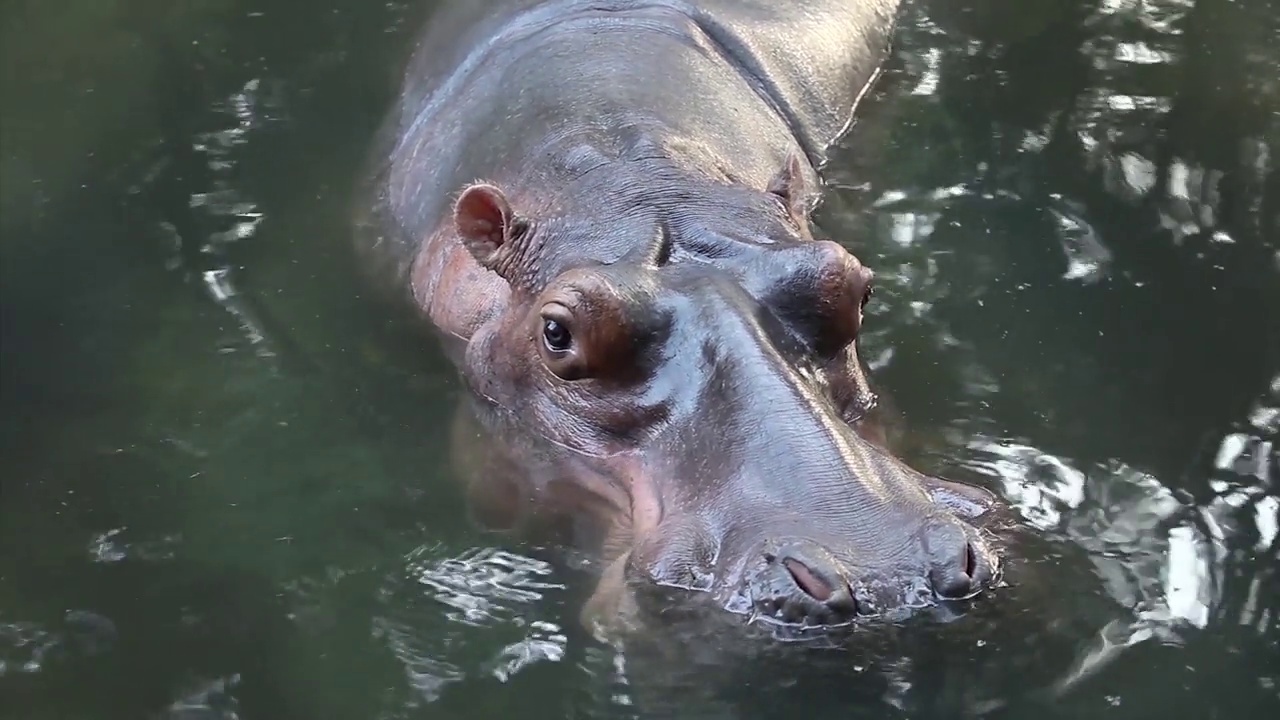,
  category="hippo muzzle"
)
[609,271,1001,631]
